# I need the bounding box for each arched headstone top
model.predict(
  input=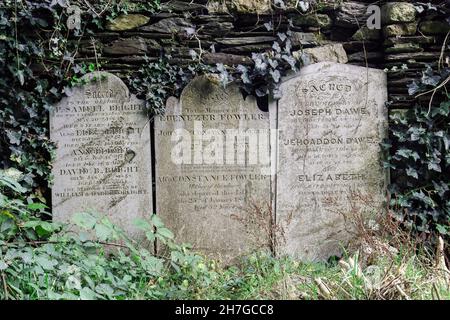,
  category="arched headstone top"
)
[277,62,387,120]
[79,71,130,100]
[172,75,258,115]
[274,61,388,261]
[155,74,271,261]
[49,71,152,242]
[280,62,386,86]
